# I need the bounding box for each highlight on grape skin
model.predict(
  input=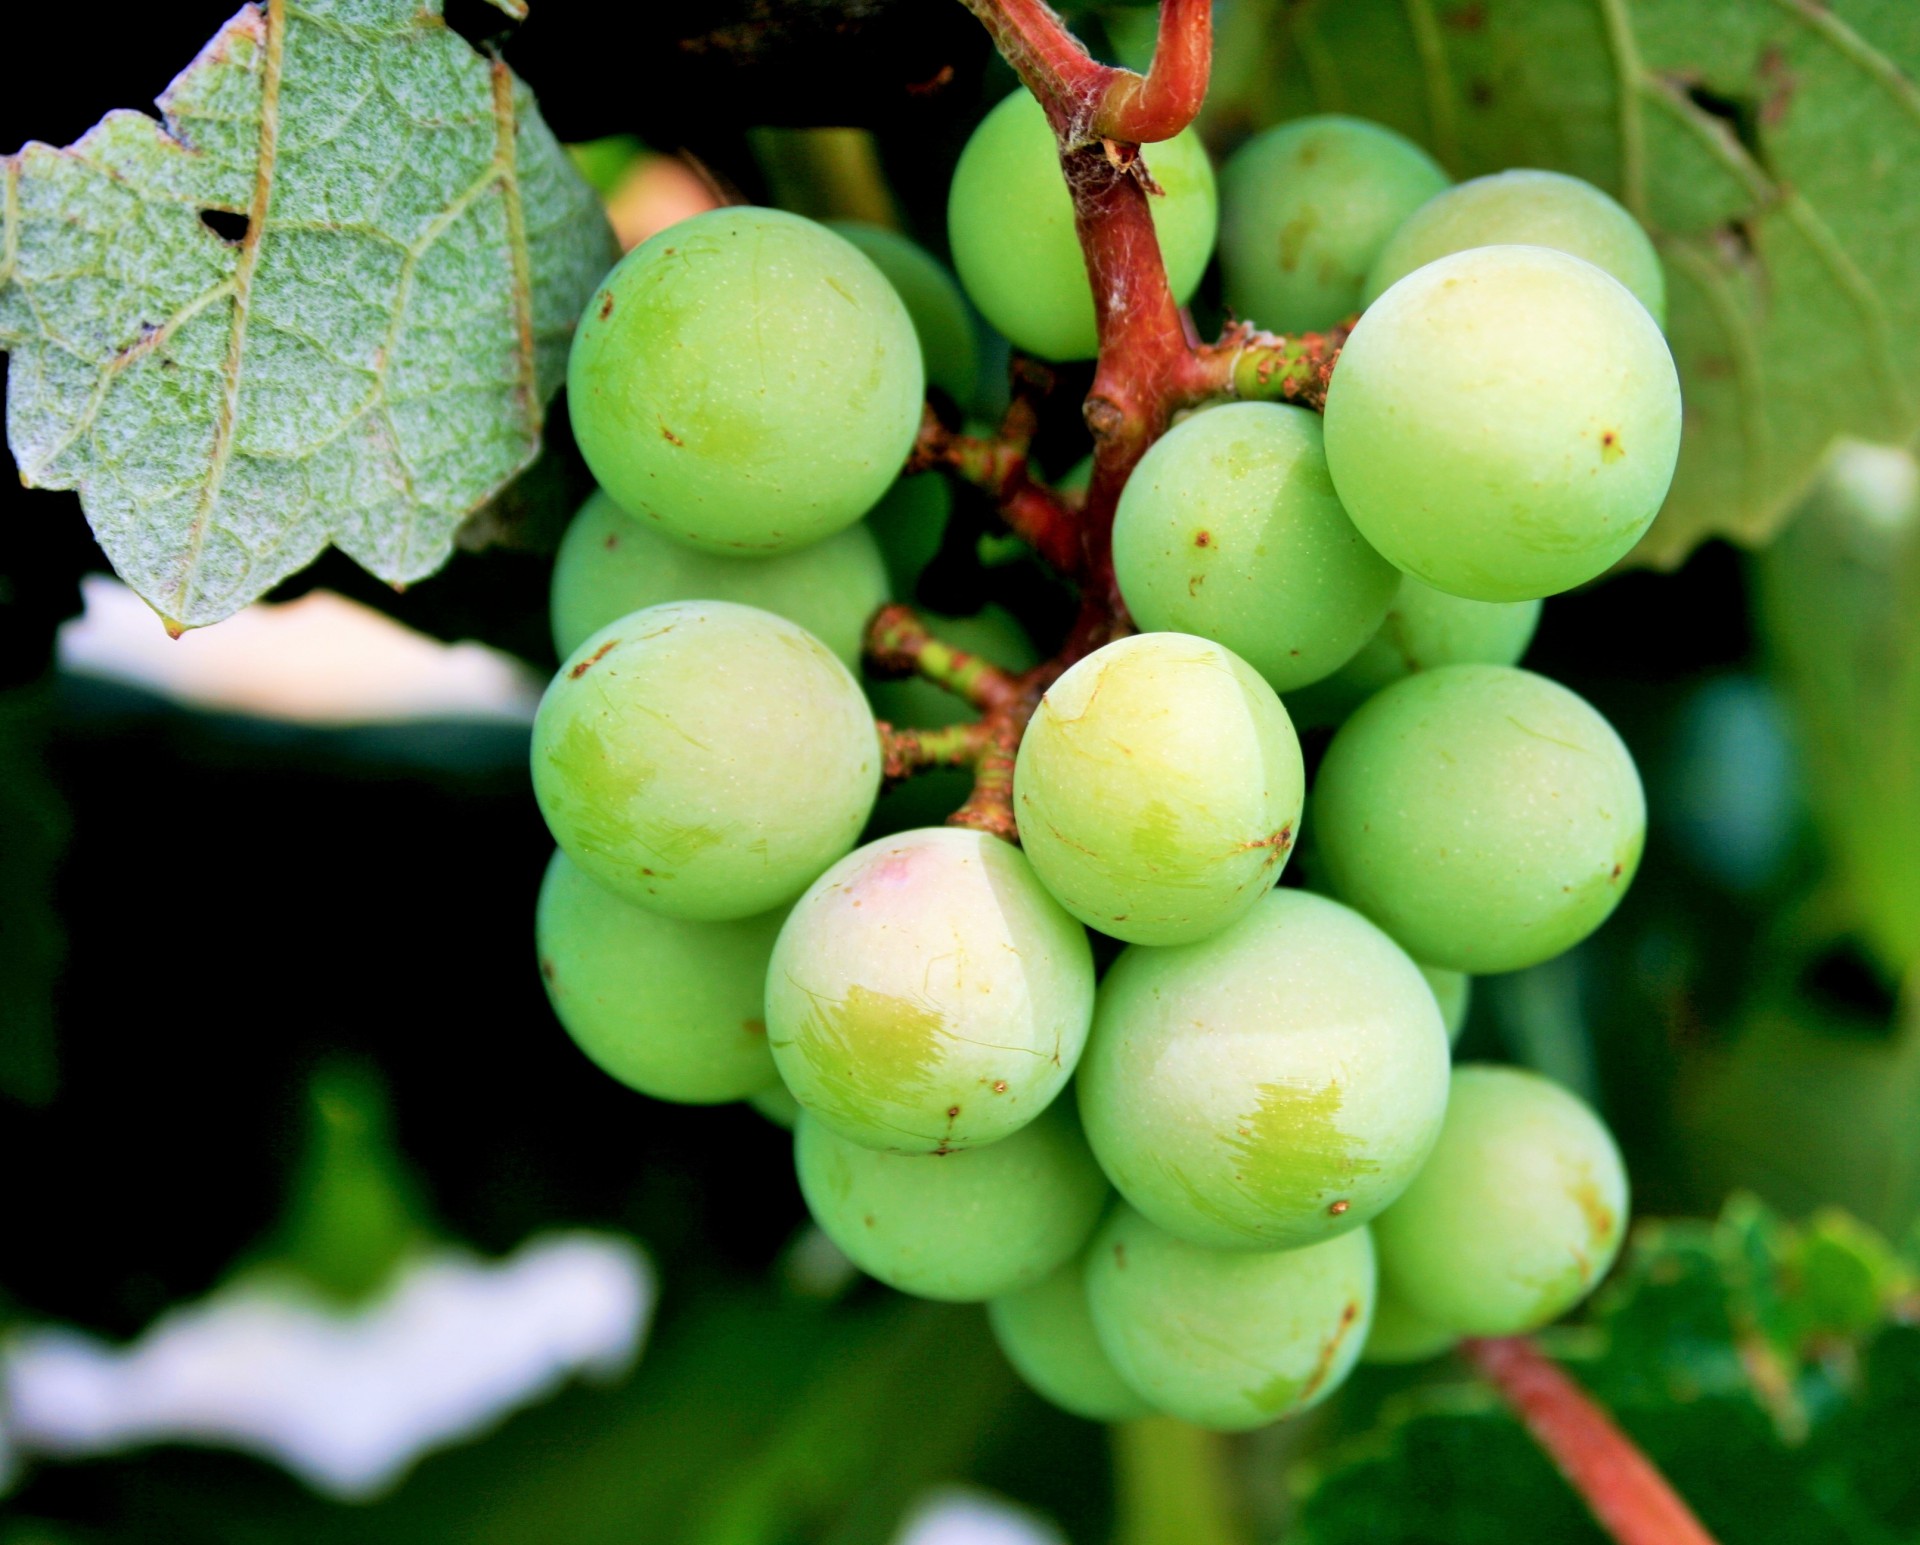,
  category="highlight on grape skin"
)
[531,600,881,921]
[566,206,924,553]
[1013,633,1306,947]
[1076,889,1451,1252]
[764,826,1096,1154]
